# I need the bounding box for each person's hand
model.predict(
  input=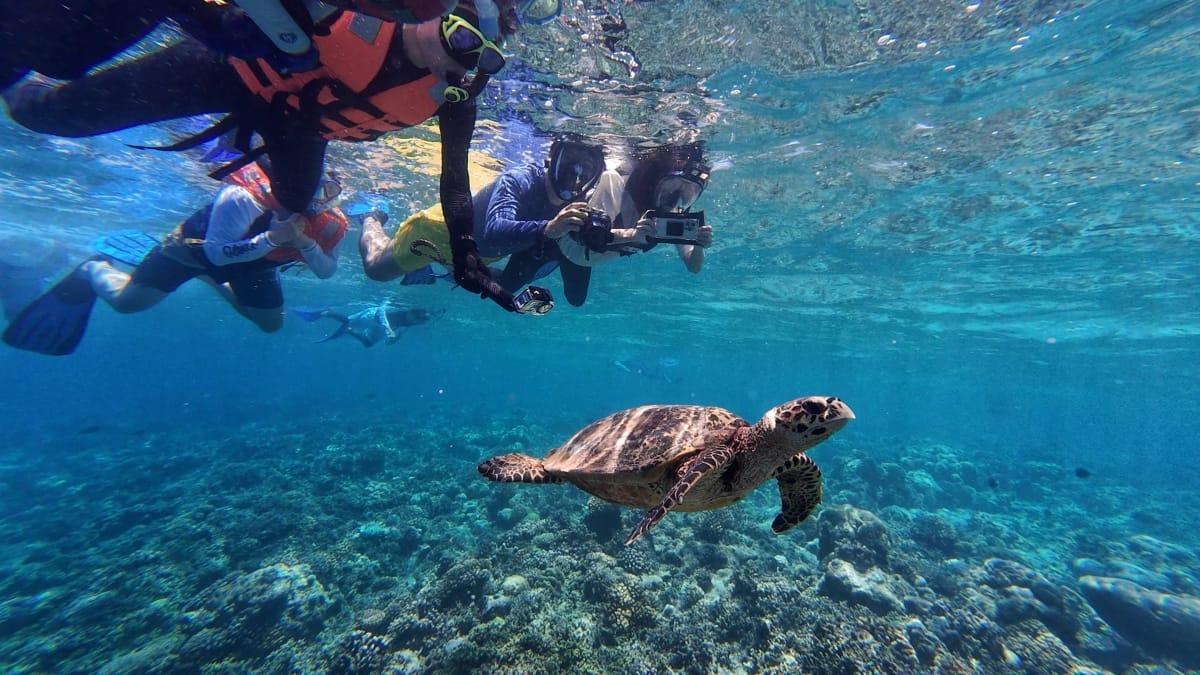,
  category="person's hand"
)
[695,225,714,248]
[361,209,389,227]
[543,202,589,239]
[267,212,304,246]
[451,238,516,312]
[632,215,655,244]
